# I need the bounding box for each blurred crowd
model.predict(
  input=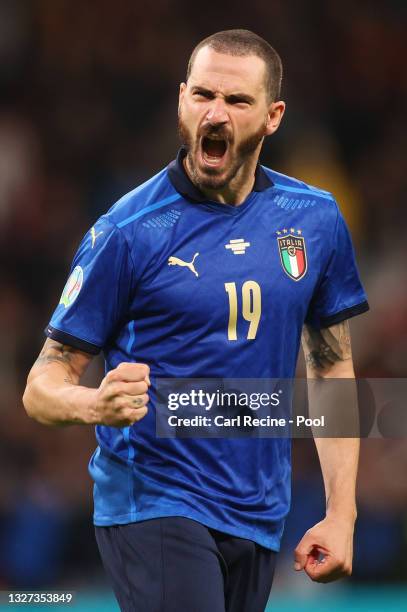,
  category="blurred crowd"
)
[0,0,406,593]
